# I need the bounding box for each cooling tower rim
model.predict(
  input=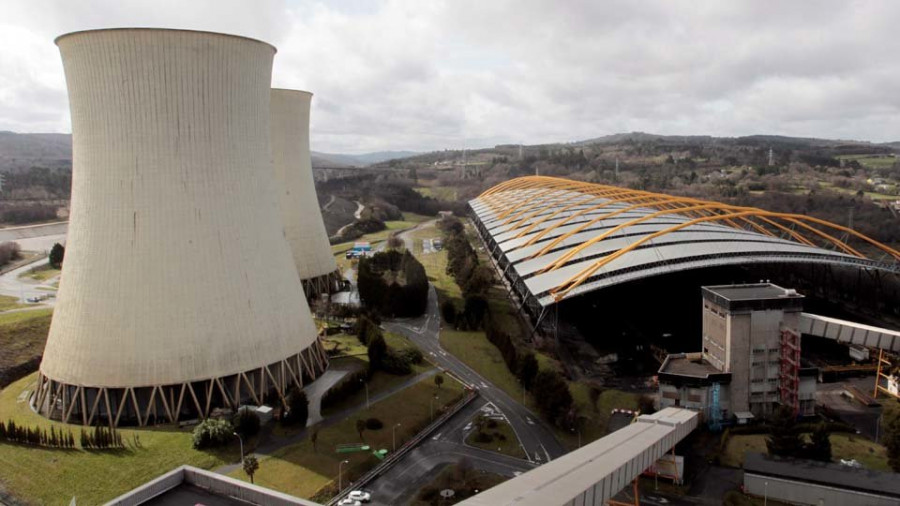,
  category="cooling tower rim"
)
[272,88,314,97]
[54,27,277,53]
